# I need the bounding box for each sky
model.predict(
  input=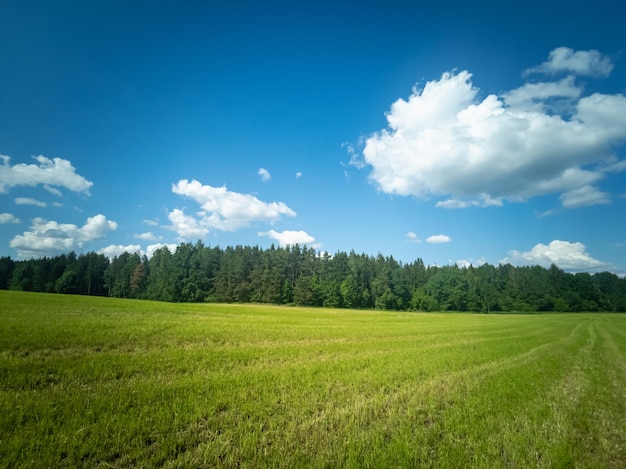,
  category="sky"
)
[1,0,625,275]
